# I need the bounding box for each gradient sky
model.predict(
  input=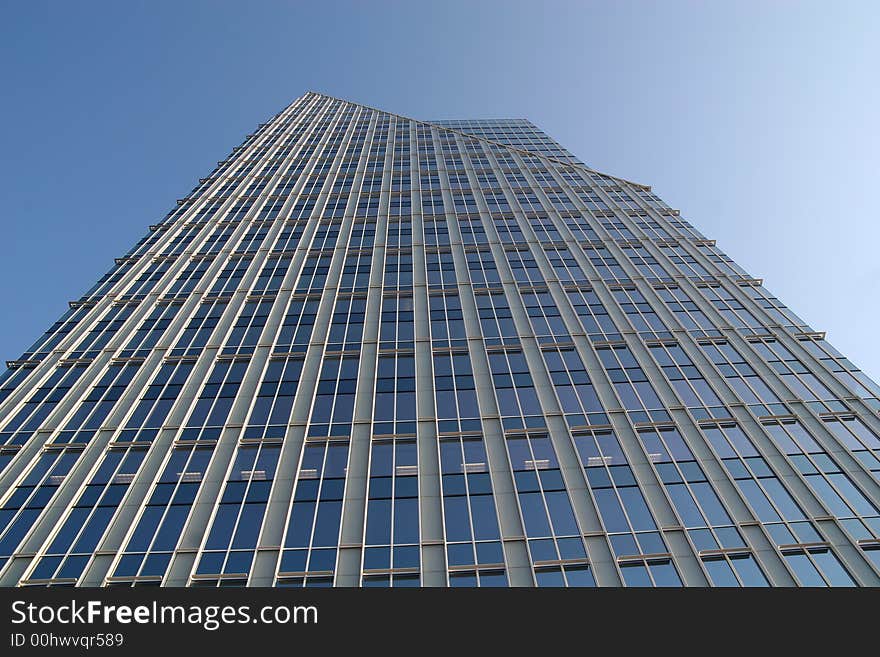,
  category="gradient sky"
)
[1,1,878,380]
